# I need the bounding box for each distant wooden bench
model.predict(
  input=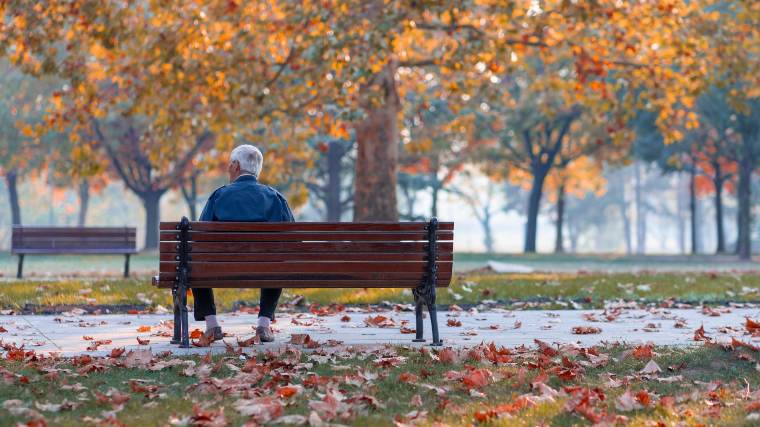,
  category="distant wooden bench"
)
[152,217,454,348]
[11,226,137,278]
